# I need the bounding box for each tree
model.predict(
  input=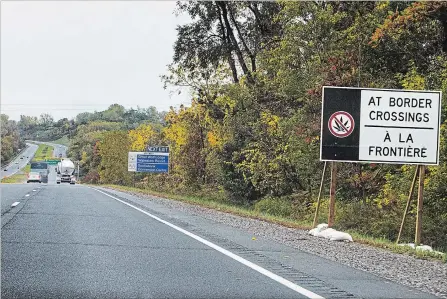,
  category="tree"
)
[39,113,54,127]
[1,114,24,163]
[101,104,126,122]
[98,131,131,185]
[129,123,162,151]
[164,103,208,187]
